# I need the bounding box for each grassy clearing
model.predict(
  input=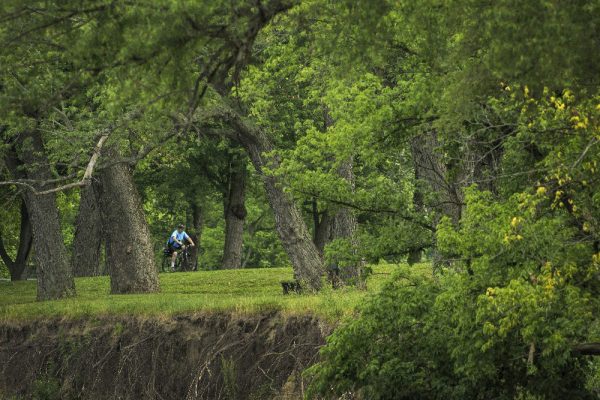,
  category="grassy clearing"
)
[0,264,410,322]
